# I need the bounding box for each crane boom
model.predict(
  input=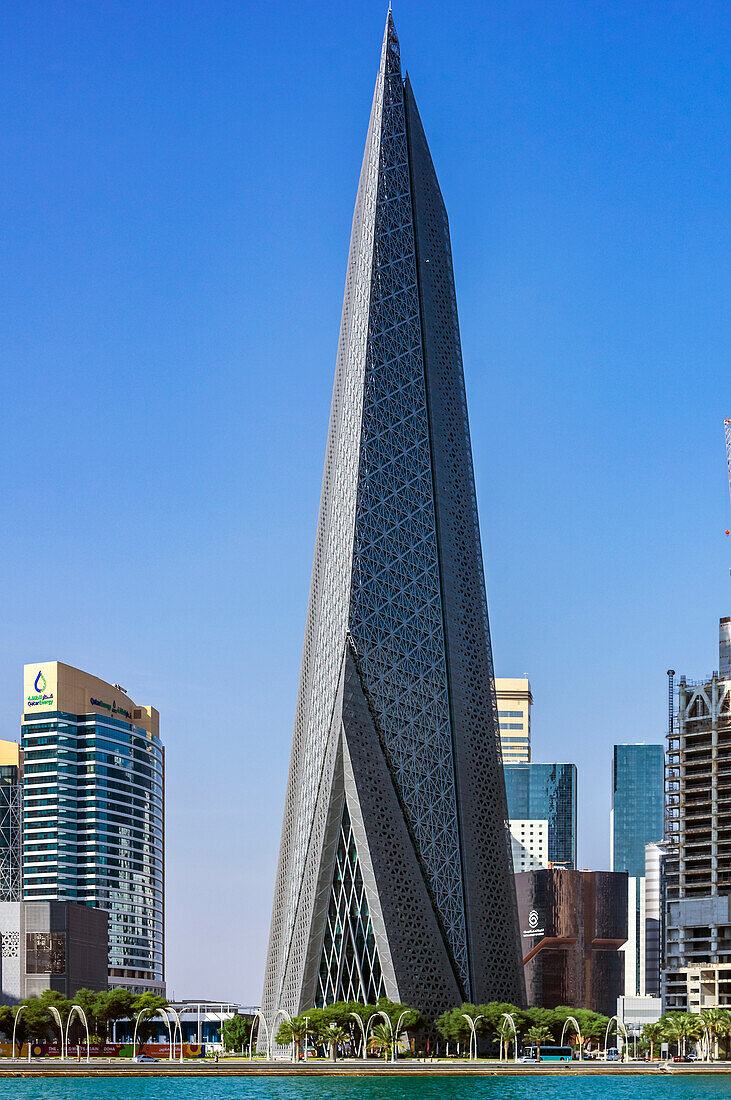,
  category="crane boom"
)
[726,419,731,510]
